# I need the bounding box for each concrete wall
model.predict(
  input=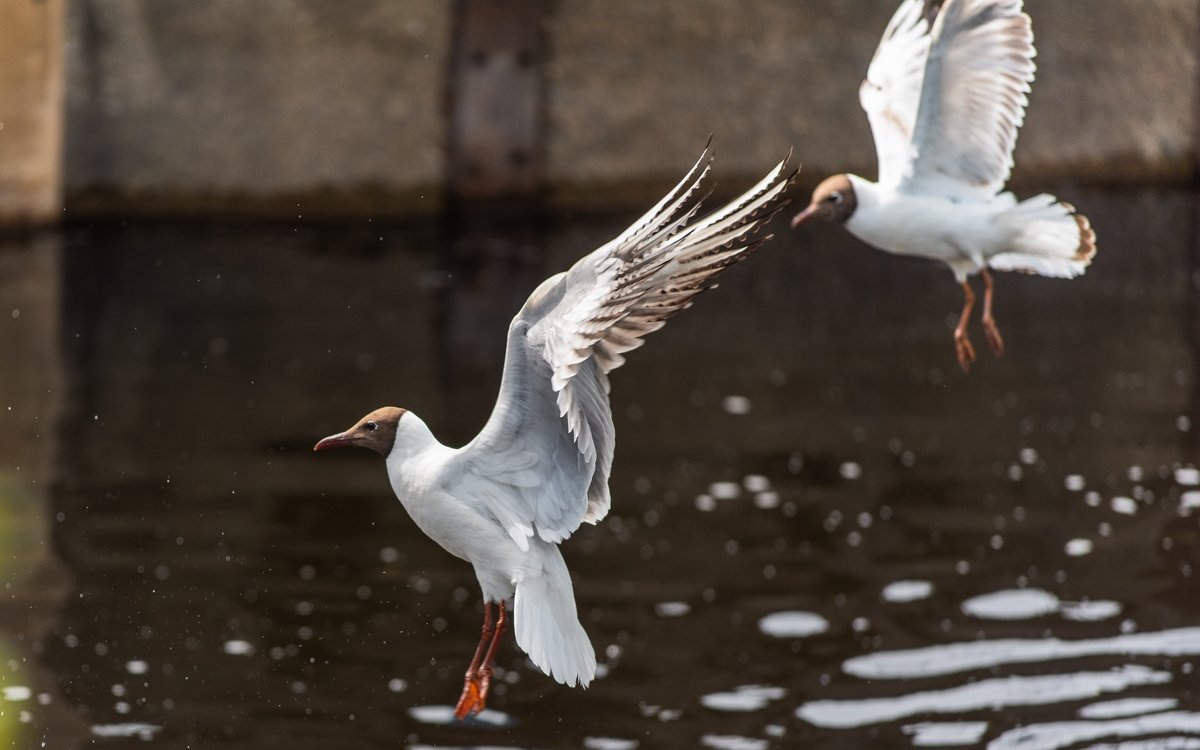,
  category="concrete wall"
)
[65,0,449,216]
[21,0,1198,219]
[546,0,1199,200]
[0,0,65,223]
